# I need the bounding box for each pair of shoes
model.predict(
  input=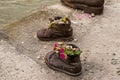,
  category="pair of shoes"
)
[60,0,105,15]
[37,17,82,76]
[37,0,105,75]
